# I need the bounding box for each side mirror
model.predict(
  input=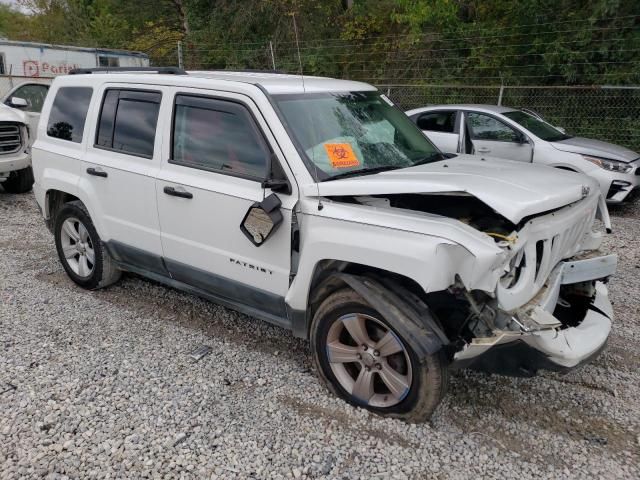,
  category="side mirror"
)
[240,193,283,246]
[261,153,291,195]
[9,97,28,109]
[517,133,529,144]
